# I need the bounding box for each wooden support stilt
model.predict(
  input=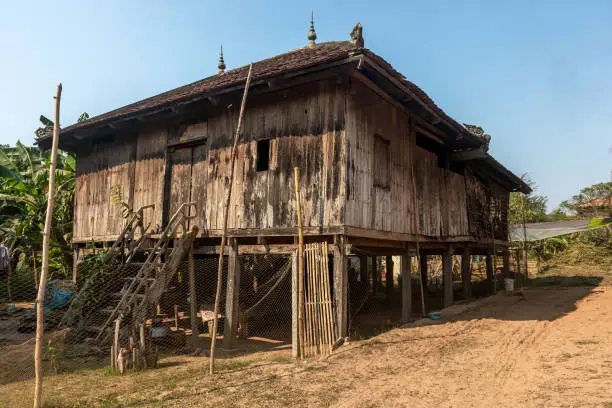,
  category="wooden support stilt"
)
[72,247,79,284]
[333,236,348,339]
[442,248,453,308]
[188,244,198,341]
[359,255,368,289]
[223,239,240,351]
[503,250,510,279]
[385,255,394,296]
[486,250,494,294]
[401,251,412,323]
[461,248,472,300]
[371,256,378,294]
